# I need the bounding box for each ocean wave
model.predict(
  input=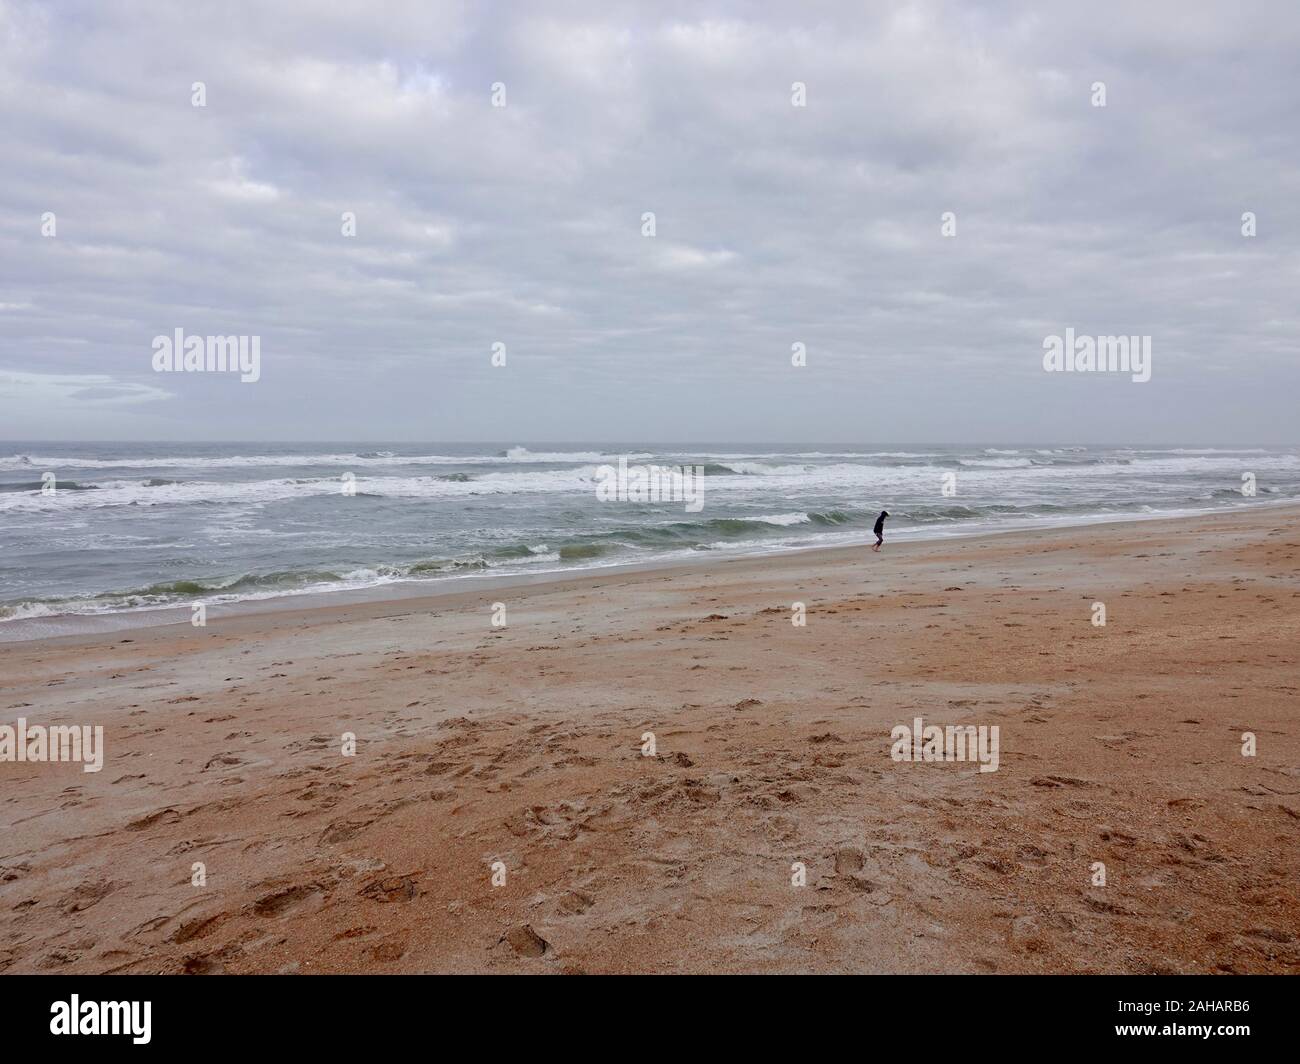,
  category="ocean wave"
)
[0,470,604,511]
[501,445,654,463]
[0,510,868,619]
[0,479,99,493]
[6,449,1297,513]
[0,568,375,620]
[959,457,1033,468]
[6,487,1300,623]
[0,448,650,472]
[1166,447,1271,454]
